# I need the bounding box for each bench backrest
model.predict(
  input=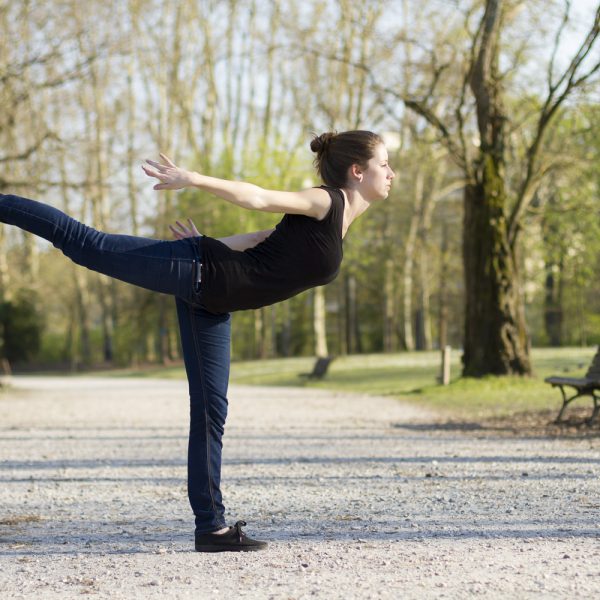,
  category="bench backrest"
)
[585,346,600,379]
